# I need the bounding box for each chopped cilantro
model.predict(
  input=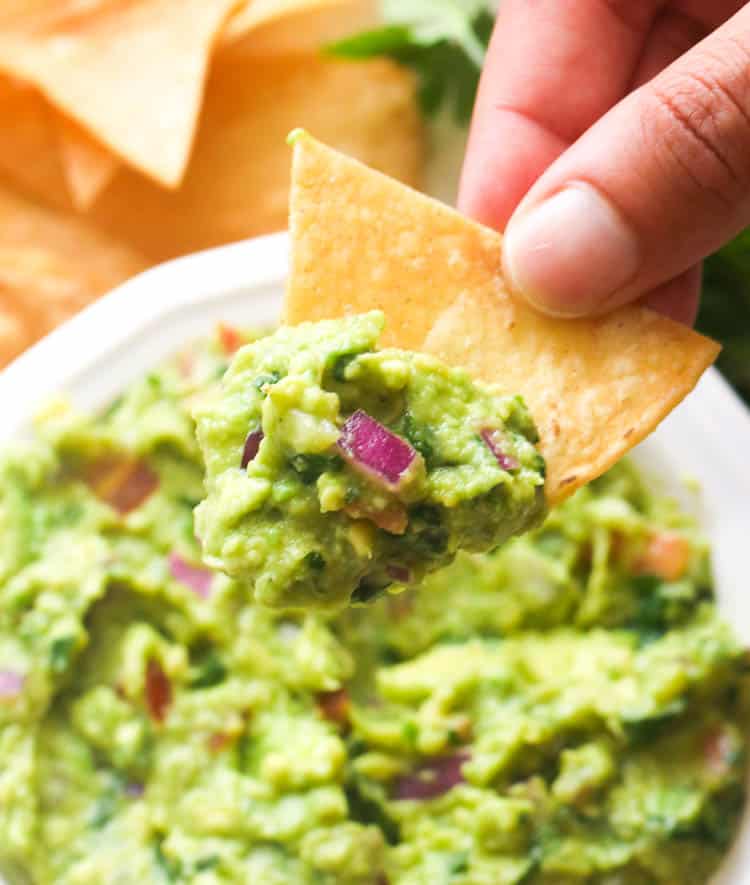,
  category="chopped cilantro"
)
[89,779,122,829]
[446,850,470,875]
[305,551,326,571]
[153,841,182,882]
[401,410,437,466]
[49,636,76,674]
[189,651,227,689]
[402,720,419,748]
[254,370,281,391]
[290,453,340,484]
[351,577,389,604]
[194,854,220,872]
[345,778,400,845]
[329,352,360,382]
[328,1,493,124]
